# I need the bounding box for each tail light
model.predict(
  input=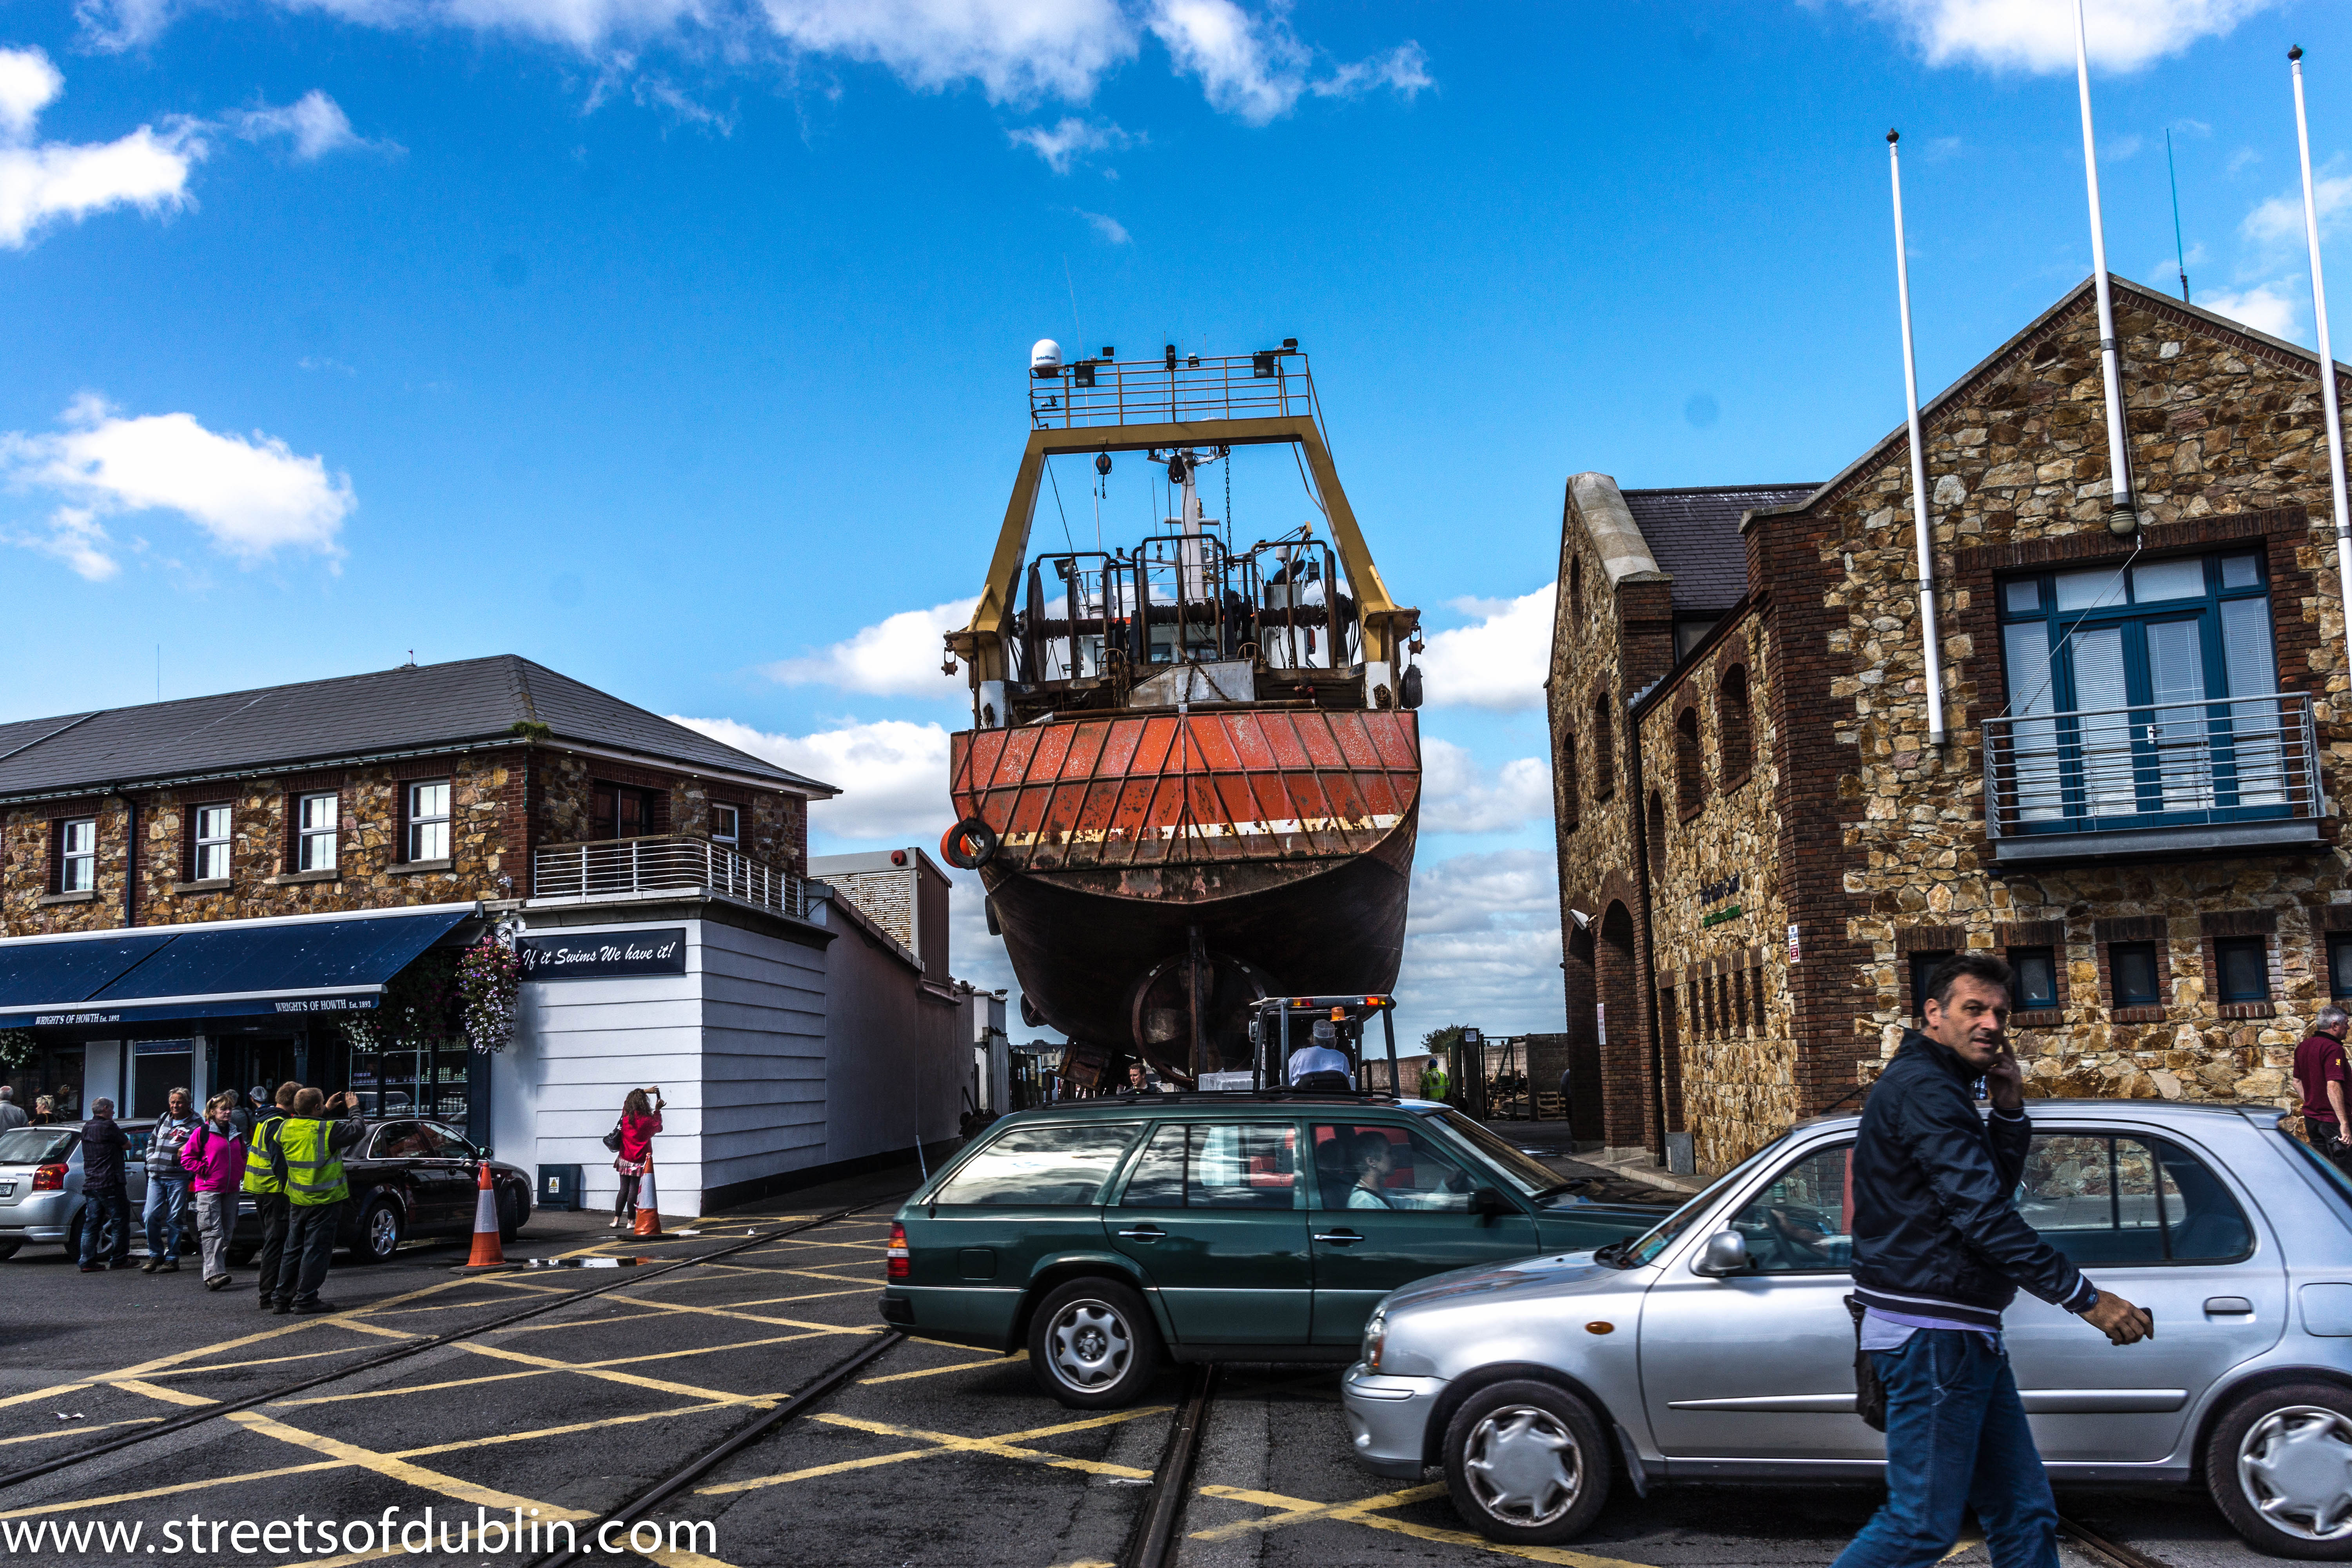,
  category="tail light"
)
[31,1164,66,1192]
[887,1222,910,1280]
